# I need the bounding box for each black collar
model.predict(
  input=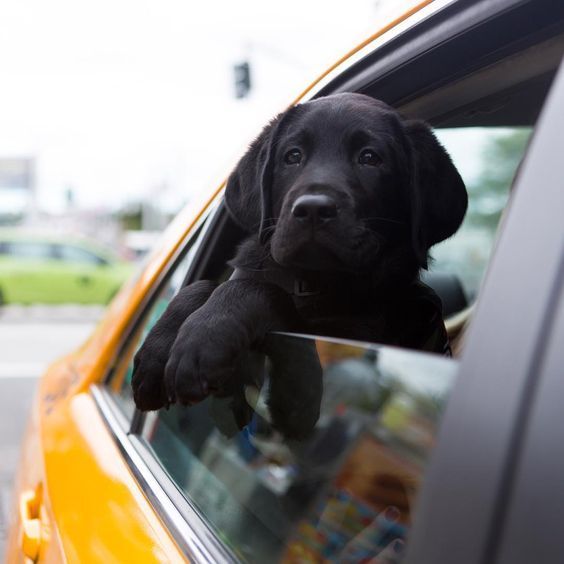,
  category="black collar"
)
[230,267,326,297]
